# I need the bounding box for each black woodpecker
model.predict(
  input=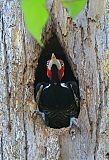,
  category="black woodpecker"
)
[34,53,80,129]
